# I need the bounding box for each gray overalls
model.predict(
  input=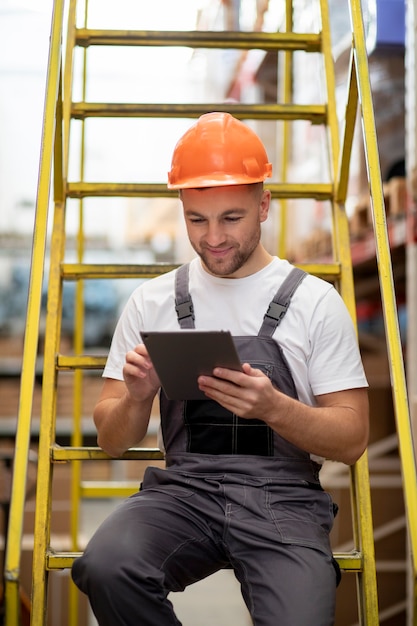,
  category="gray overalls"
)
[72,265,339,626]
